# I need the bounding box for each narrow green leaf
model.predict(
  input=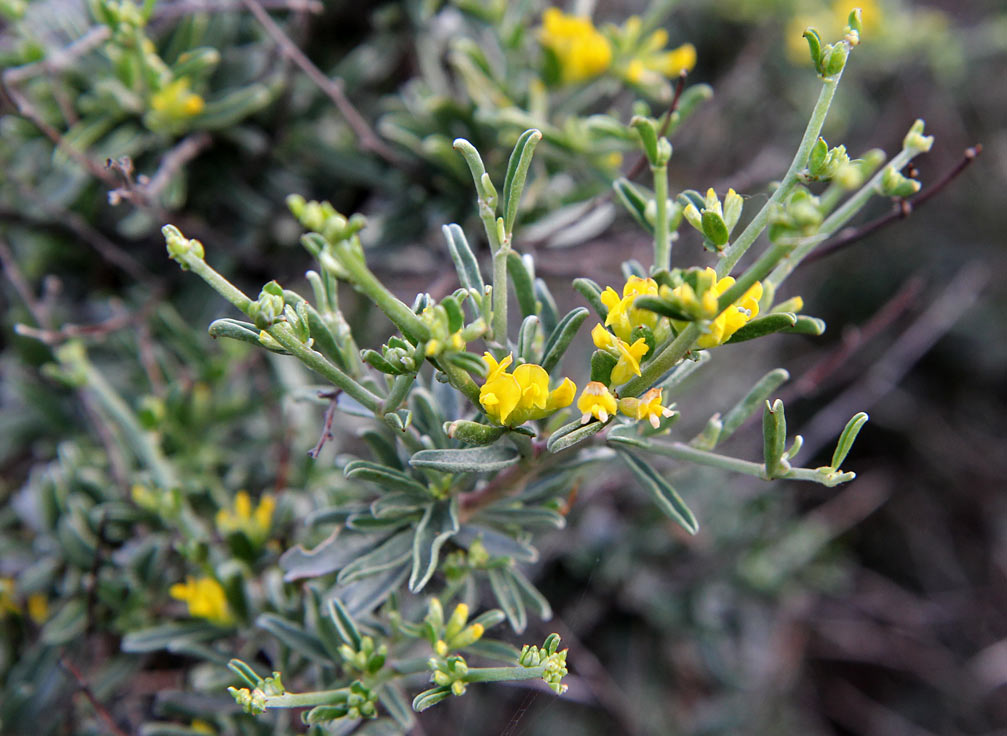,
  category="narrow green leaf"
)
[613,177,654,235]
[359,428,404,470]
[371,492,428,519]
[725,313,799,344]
[573,277,609,320]
[303,307,347,369]
[475,505,566,529]
[379,683,416,729]
[502,128,542,234]
[412,686,452,712]
[517,315,540,363]
[443,224,484,296]
[762,399,788,479]
[409,498,460,592]
[339,530,414,584]
[506,251,537,319]
[546,418,606,453]
[255,614,330,663]
[409,446,520,473]
[720,368,790,442]
[208,318,278,349]
[781,315,826,336]
[122,622,220,653]
[410,387,447,446]
[328,597,362,650]
[615,448,699,534]
[540,307,588,373]
[831,412,869,470]
[630,116,659,165]
[488,567,527,633]
[344,460,429,497]
[508,567,552,620]
[634,295,692,321]
[310,588,344,662]
[191,84,271,130]
[534,278,558,337]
